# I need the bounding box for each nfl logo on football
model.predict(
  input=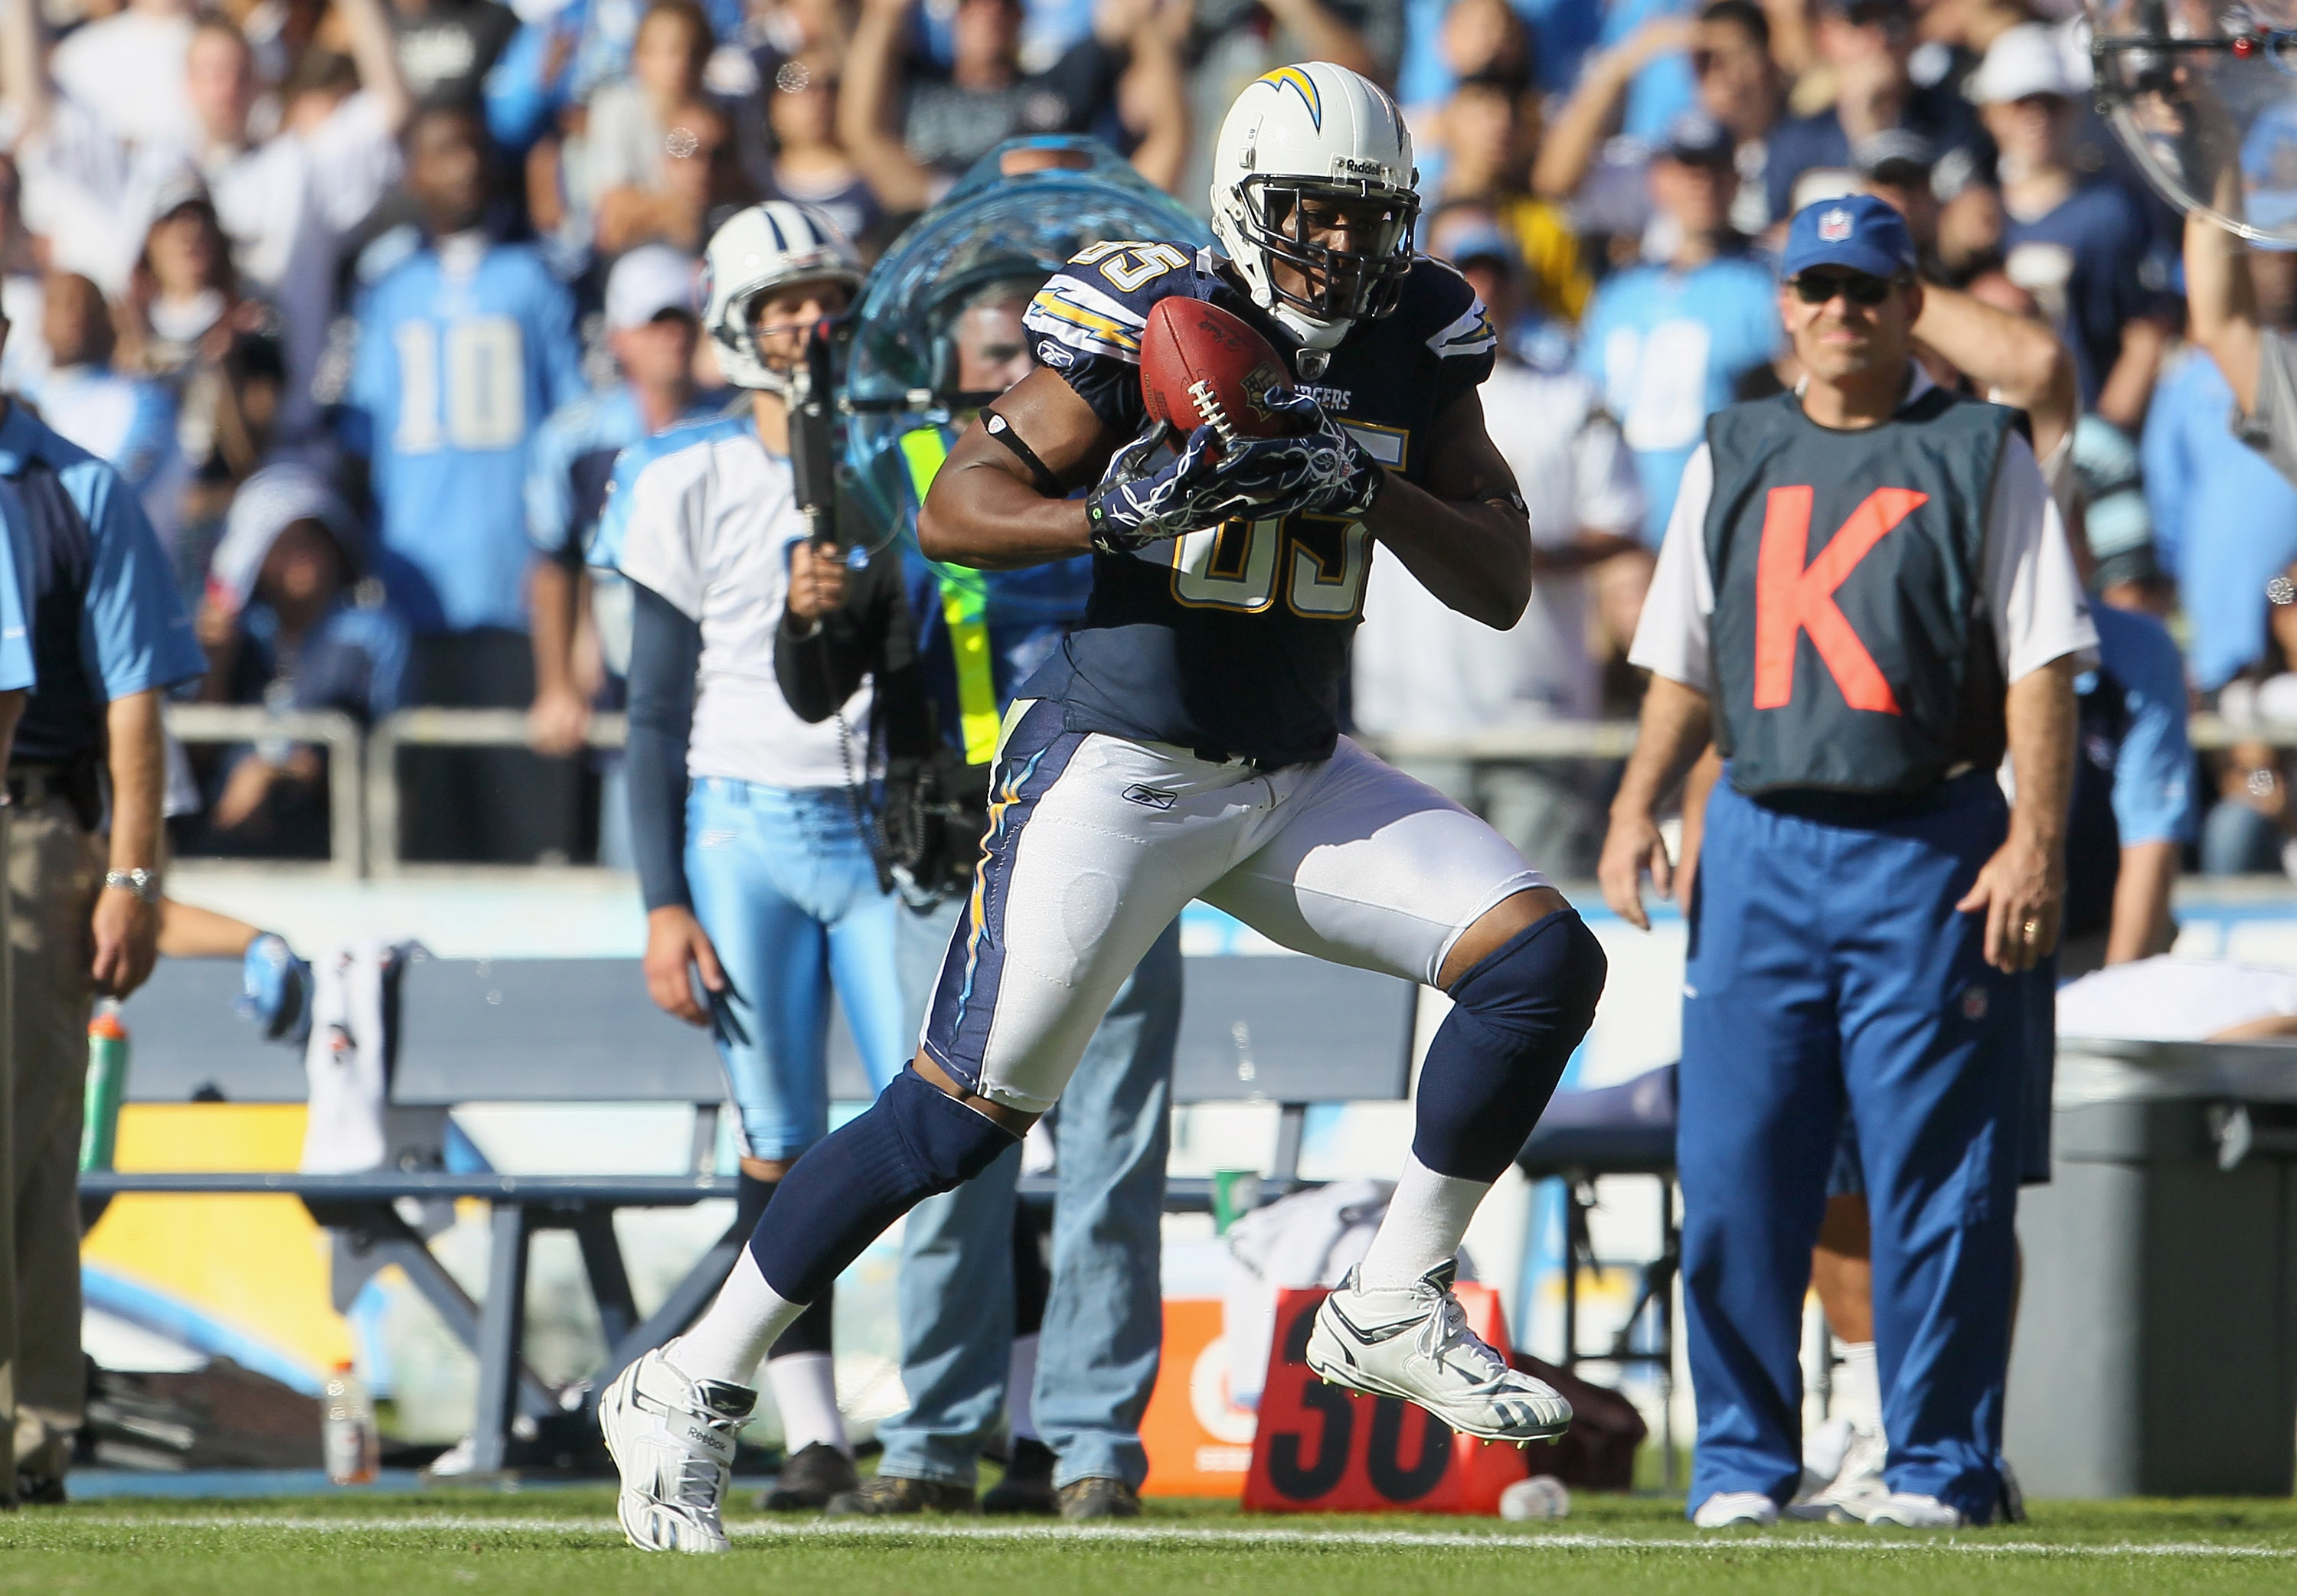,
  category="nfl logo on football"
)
[1818,207,1853,243]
